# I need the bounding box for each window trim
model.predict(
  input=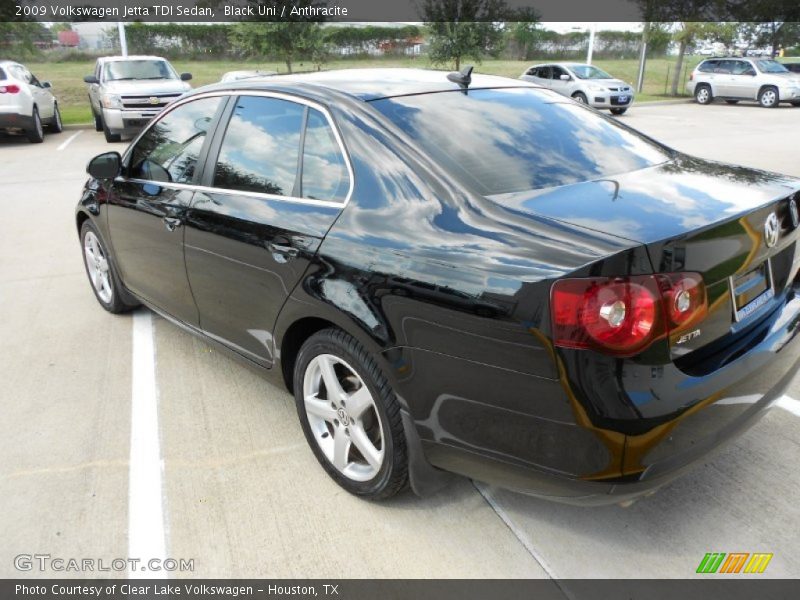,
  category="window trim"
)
[122,90,354,209]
